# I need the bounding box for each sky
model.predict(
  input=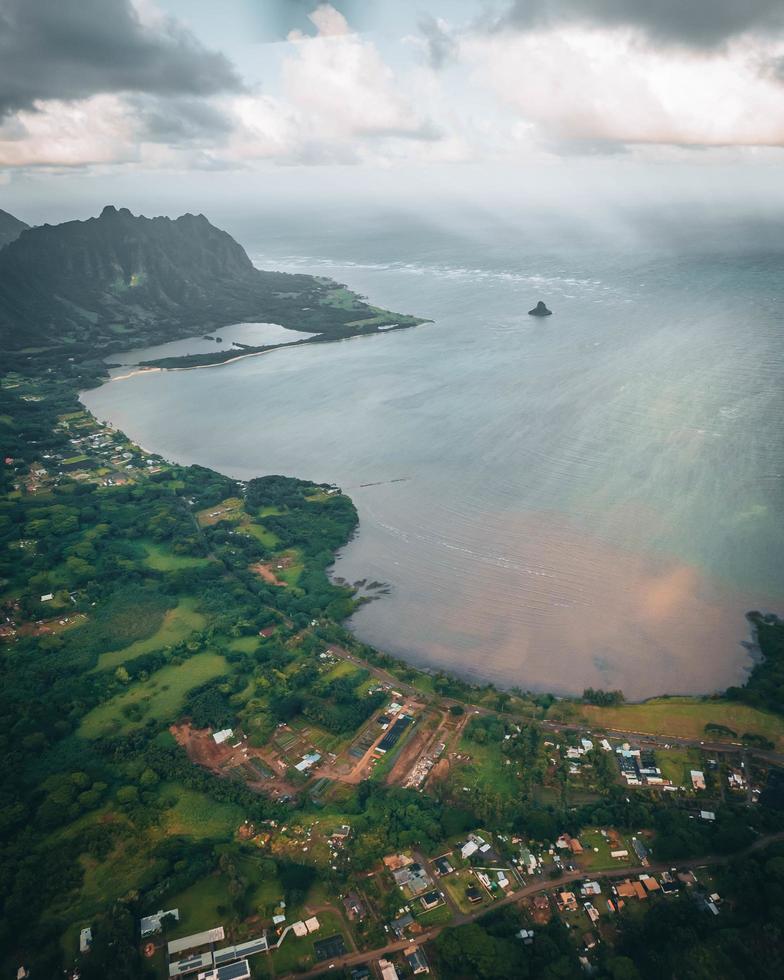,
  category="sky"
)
[3,0,784,224]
